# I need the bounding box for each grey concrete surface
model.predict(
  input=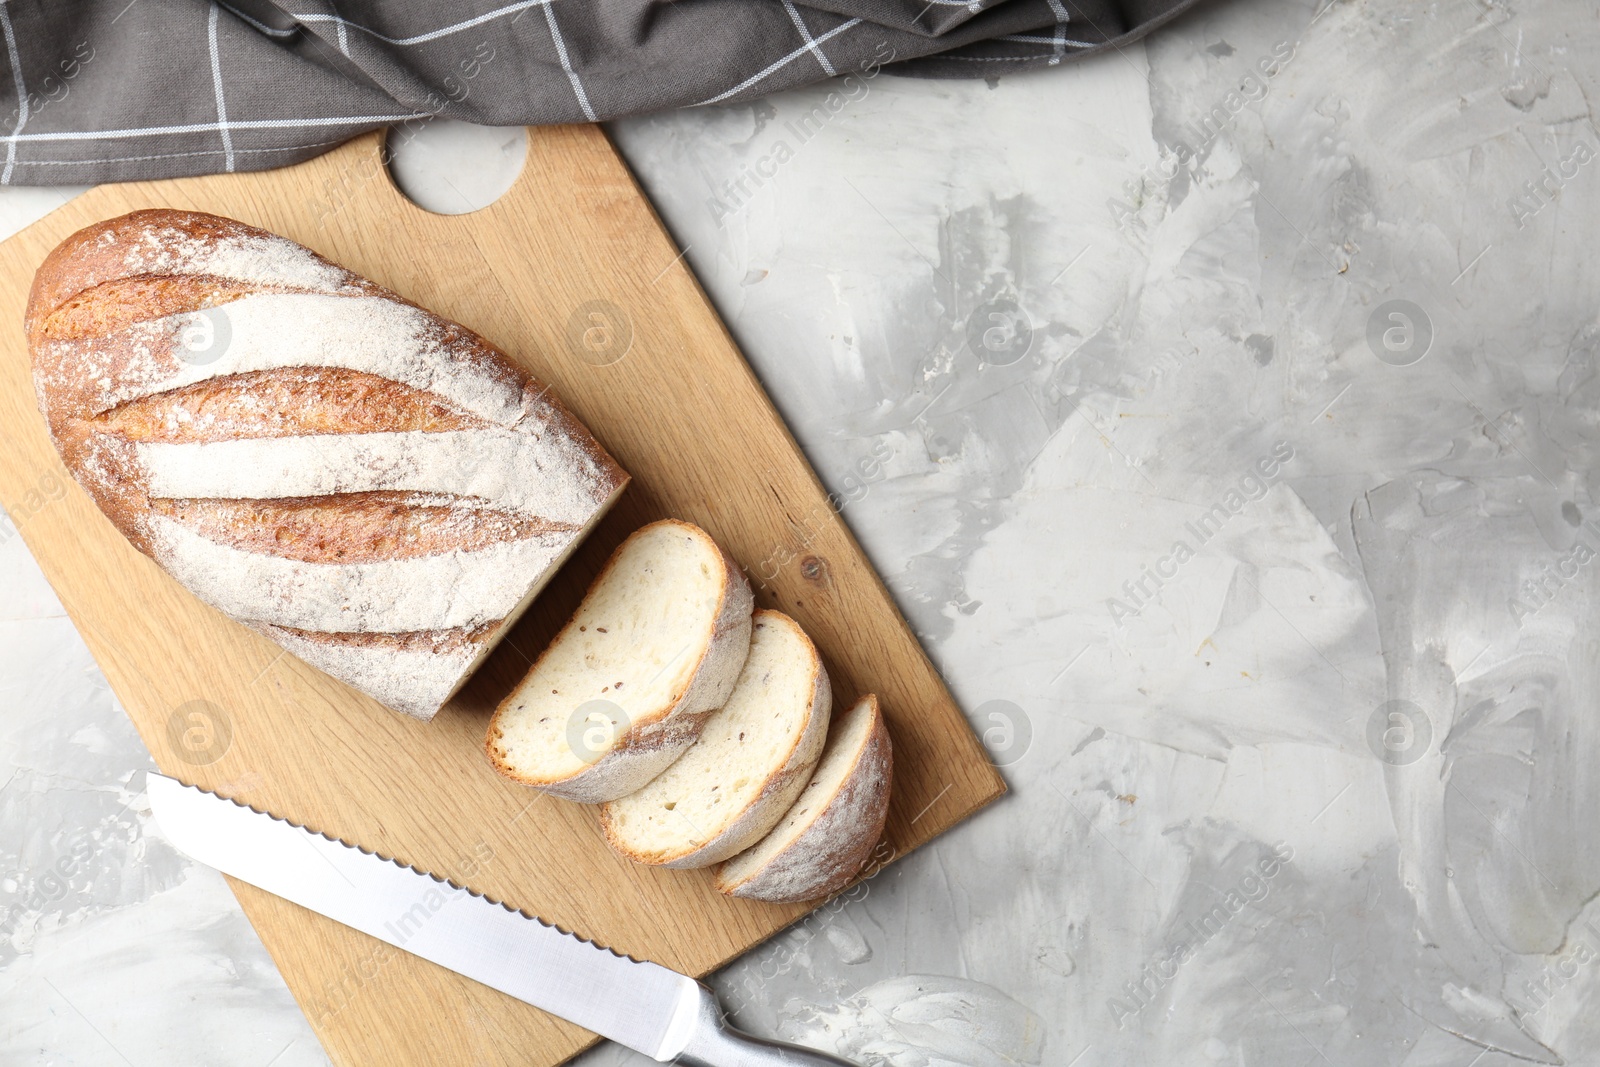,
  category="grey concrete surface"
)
[5,1,1597,1064]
